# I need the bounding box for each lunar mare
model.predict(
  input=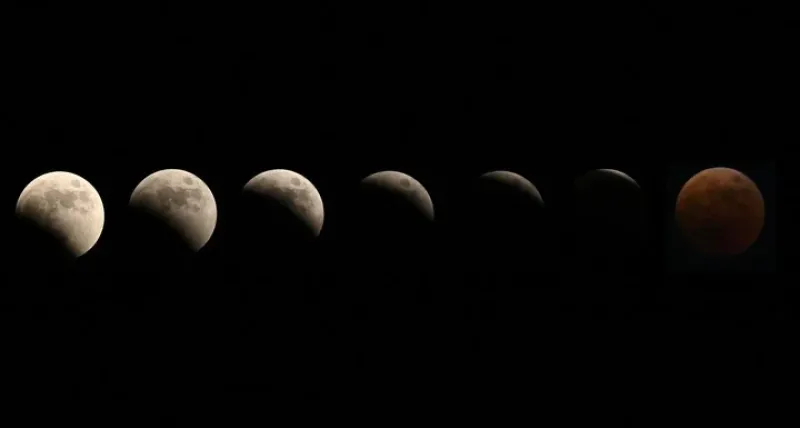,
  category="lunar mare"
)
[129,169,217,252]
[15,171,105,257]
[243,169,325,237]
[360,170,435,221]
[675,167,764,256]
